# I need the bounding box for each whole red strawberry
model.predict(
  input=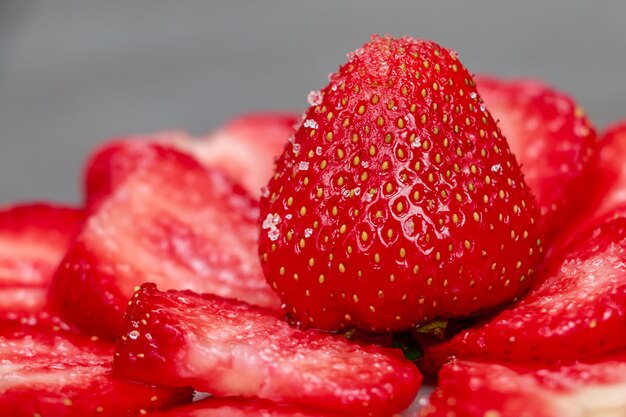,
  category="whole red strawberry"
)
[259,35,544,332]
